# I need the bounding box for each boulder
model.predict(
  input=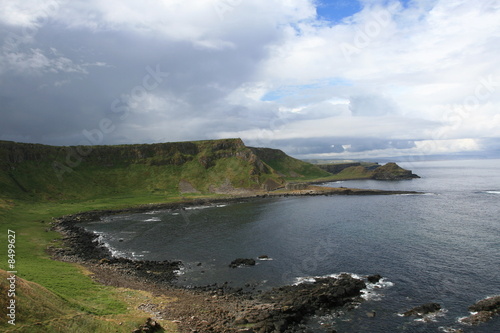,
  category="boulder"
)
[403,303,441,317]
[229,258,256,268]
[367,274,382,283]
